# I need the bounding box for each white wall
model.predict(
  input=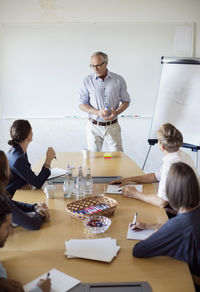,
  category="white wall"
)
[0,0,200,173]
